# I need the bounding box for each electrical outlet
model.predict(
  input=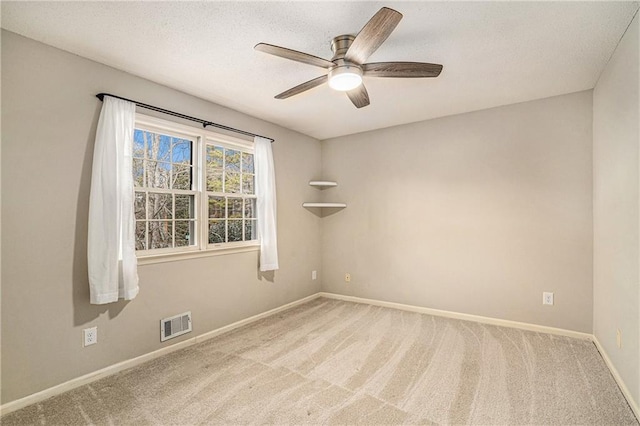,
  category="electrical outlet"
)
[616,329,622,348]
[345,273,351,283]
[312,270,317,280]
[543,292,554,305]
[83,326,97,347]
